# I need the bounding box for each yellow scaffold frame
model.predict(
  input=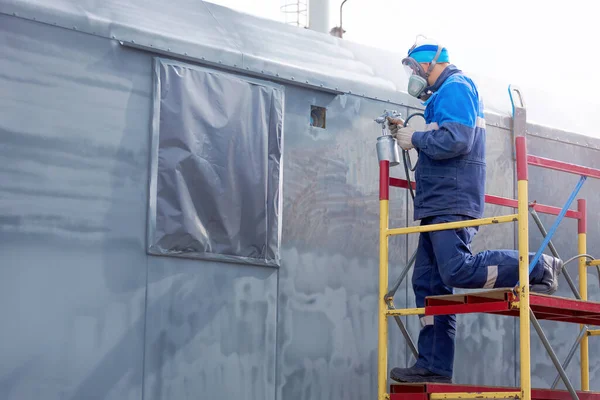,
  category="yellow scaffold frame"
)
[377,133,598,400]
